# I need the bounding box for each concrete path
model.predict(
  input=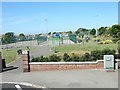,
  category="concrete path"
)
[2,55,23,74]
[30,45,54,58]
